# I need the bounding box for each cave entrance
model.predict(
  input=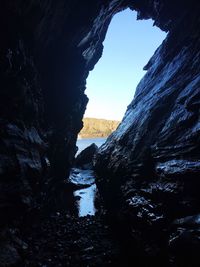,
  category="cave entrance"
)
[76,8,167,154]
[72,8,167,217]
